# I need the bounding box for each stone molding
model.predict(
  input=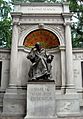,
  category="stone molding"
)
[18,25,64,47]
[13,2,69,6]
[0,54,10,60]
[13,3,69,14]
[11,13,64,25]
[0,49,10,60]
[0,48,11,53]
[18,45,61,54]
